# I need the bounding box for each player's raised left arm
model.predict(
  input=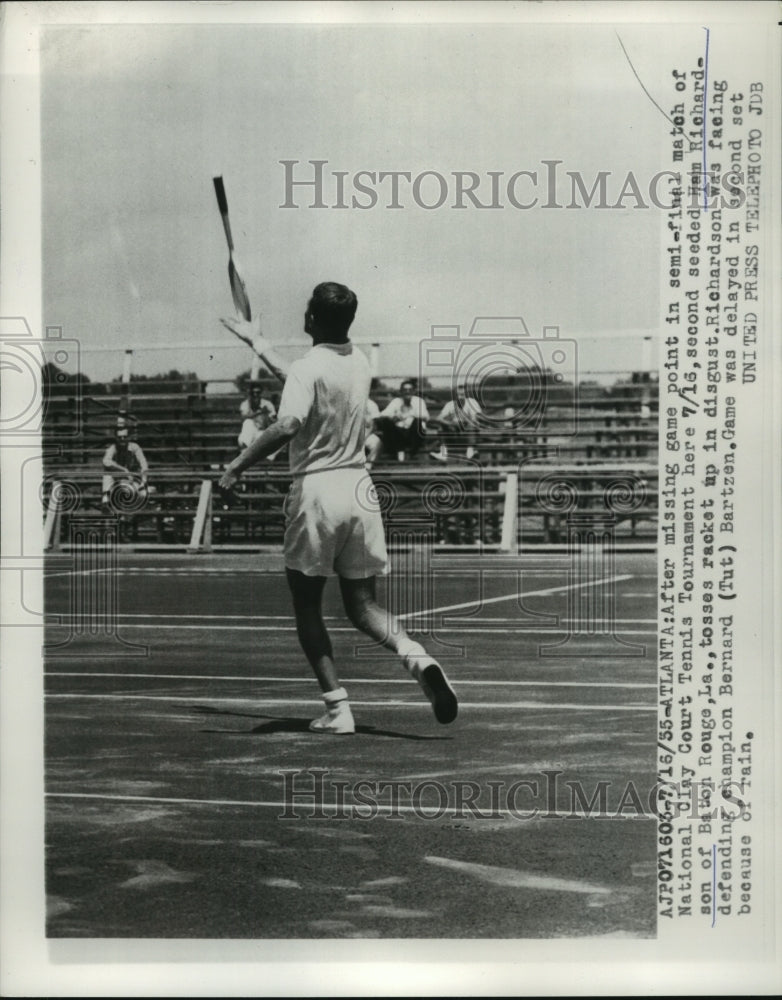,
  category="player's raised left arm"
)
[220,315,291,383]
